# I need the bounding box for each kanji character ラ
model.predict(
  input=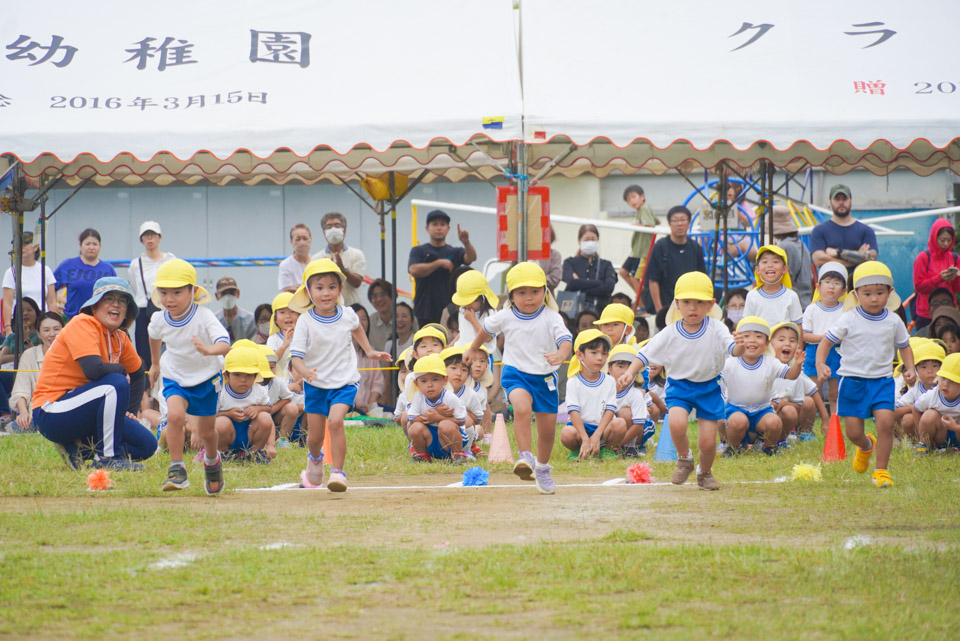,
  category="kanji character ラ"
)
[844,22,896,49]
